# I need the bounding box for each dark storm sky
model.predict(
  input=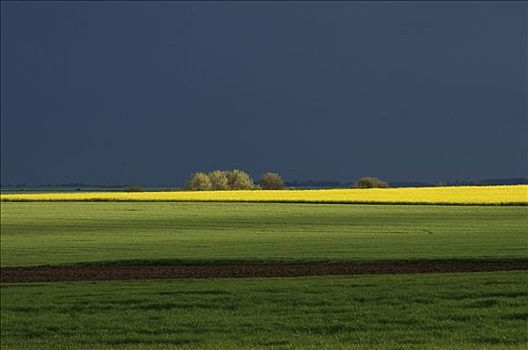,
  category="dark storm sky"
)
[1,1,527,186]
